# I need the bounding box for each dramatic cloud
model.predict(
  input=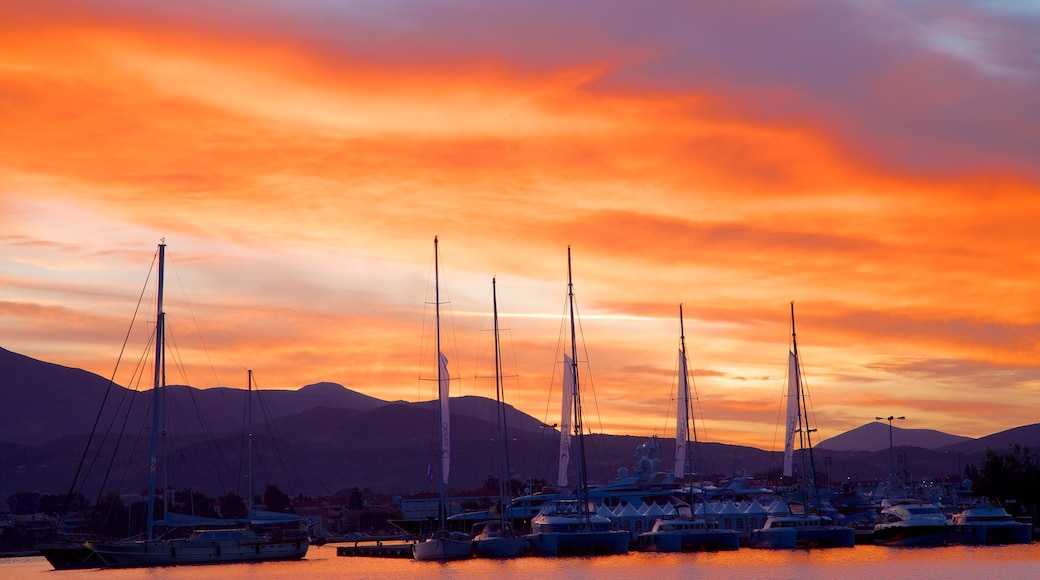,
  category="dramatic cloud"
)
[1,0,1038,451]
